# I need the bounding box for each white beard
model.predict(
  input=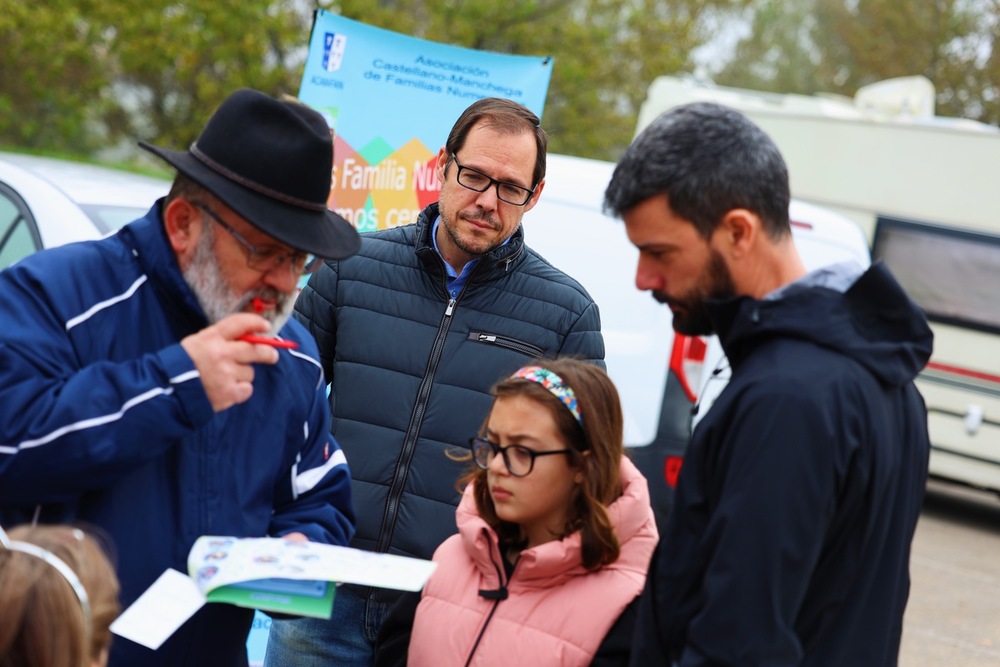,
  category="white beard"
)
[182,223,295,334]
